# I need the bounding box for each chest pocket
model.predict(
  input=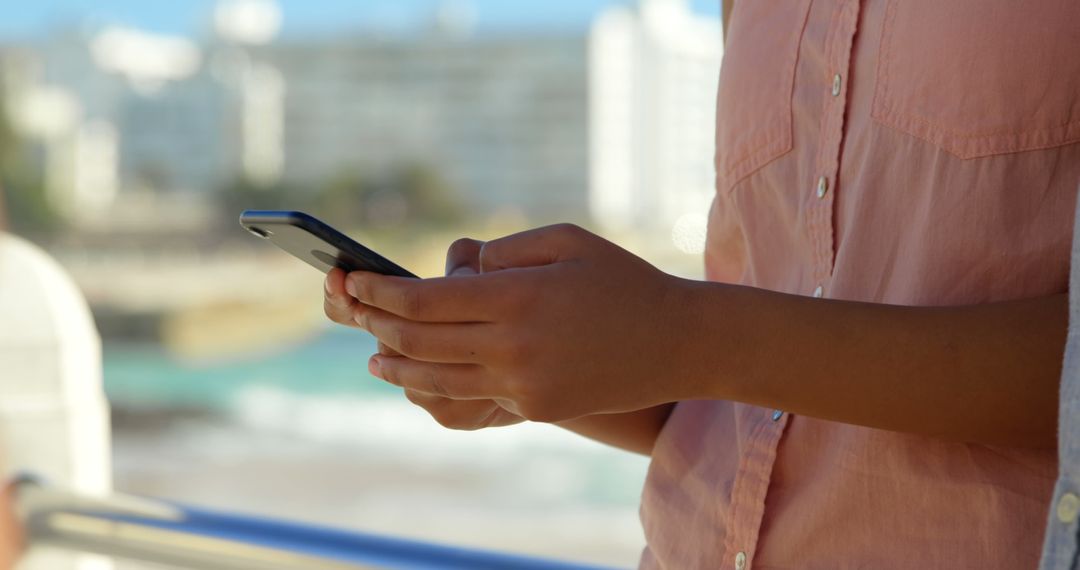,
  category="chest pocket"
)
[872,0,1080,159]
[715,0,814,193]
